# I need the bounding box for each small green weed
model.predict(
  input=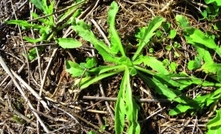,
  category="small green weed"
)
[201,0,221,20]
[174,14,221,134]
[65,1,212,134]
[7,0,85,60]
